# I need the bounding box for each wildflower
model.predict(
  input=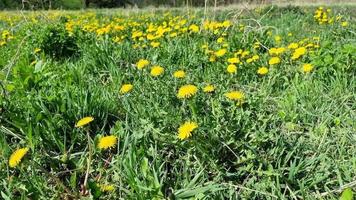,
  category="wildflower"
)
[252,55,259,61]
[150,65,164,77]
[288,43,299,49]
[203,85,215,93]
[75,117,94,128]
[257,67,268,75]
[150,41,160,48]
[189,24,199,33]
[99,184,115,192]
[275,35,281,43]
[227,57,240,64]
[9,147,29,168]
[173,70,185,78]
[225,91,245,101]
[178,121,198,140]
[302,64,313,73]
[98,135,117,150]
[120,84,133,94]
[246,58,253,63]
[136,59,150,70]
[227,64,237,74]
[34,48,41,53]
[217,37,224,43]
[269,57,281,65]
[292,47,307,60]
[215,49,227,57]
[341,21,348,27]
[177,85,198,99]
